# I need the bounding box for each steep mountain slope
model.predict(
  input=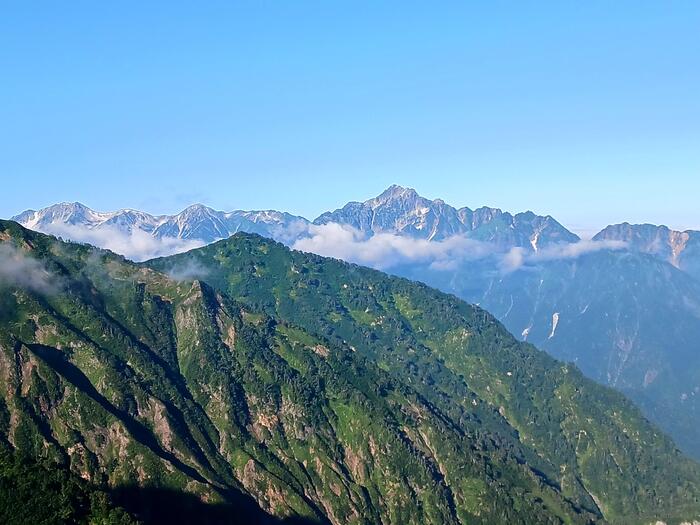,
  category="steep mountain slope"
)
[594,223,700,281]
[149,230,700,524]
[0,219,606,525]
[2,221,700,523]
[0,444,137,525]
[309,190,700,461]
[404,250,700,459]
